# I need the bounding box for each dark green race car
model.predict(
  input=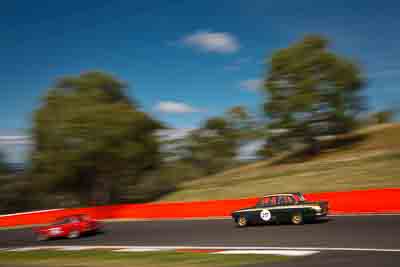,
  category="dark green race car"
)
[231,192,328,227]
